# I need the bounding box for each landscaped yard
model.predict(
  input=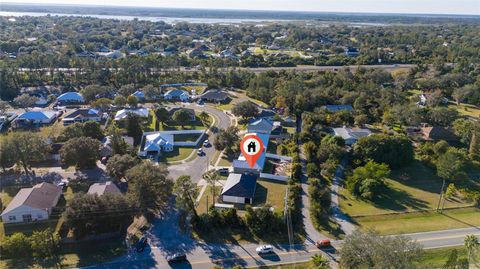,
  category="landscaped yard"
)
[253,179,287,213]
[415,246,468,268]
[174,133,202,142]
[158,146,196,162]
[162,117,207,131]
